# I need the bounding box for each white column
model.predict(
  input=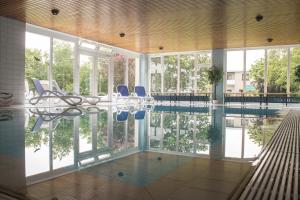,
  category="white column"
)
[212,49,225,103]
